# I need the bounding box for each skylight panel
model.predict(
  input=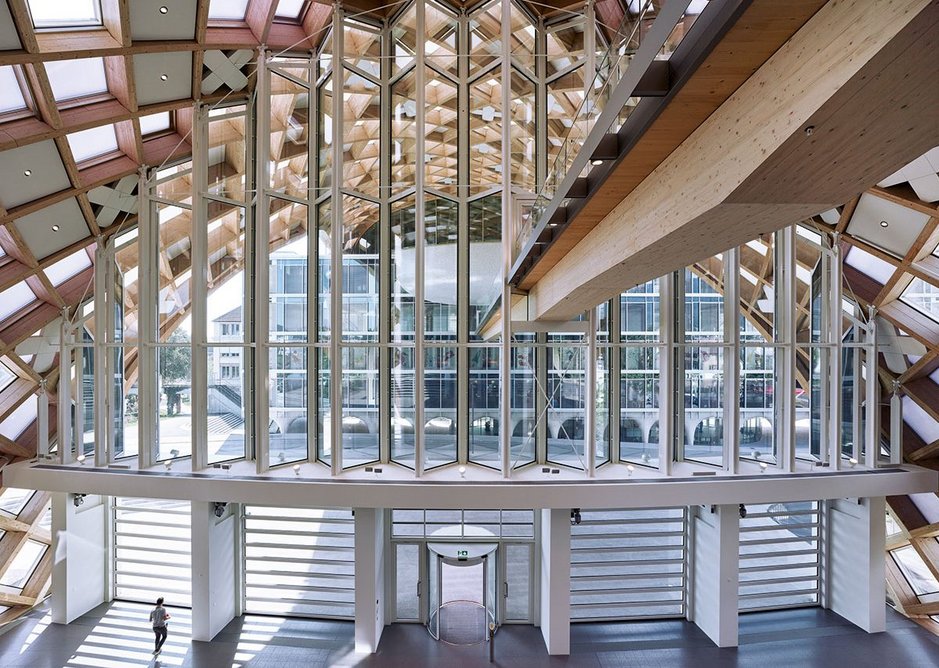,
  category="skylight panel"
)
[0,282,36,321]
[0,361,14,392]
[0,66,27,114]
[44,249,91,286]
[0,397,36,441]
[209,0,249,20]
[844,246,895,285]
[45,57,108,102]
[275,0,306,19]
[902,395,939,444]
[139,111,171,136]
[28,0,102,29]
[901,277,939,323]
[67,124,118,163]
